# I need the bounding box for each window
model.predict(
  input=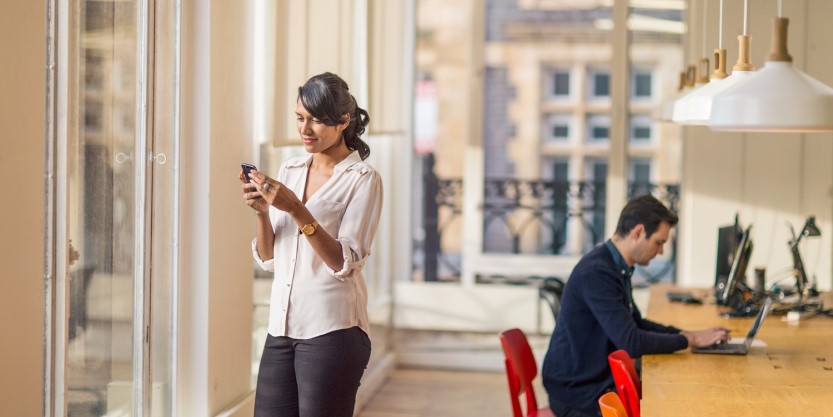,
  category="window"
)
[584,159,608,248]
[592,126,609,139]
[630,115,653,143]
[544,113,572,142]
[587,114,611,142]
[589,68,610,98]
[545,67,571,99]
[549,159,570,254]
[632,69,653,99]
[553,71,570,96]
[47,1,182,415]
[630,159,653,196]
[592,161,608,183]
[631,160,651,182]
[553,160,569,181]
